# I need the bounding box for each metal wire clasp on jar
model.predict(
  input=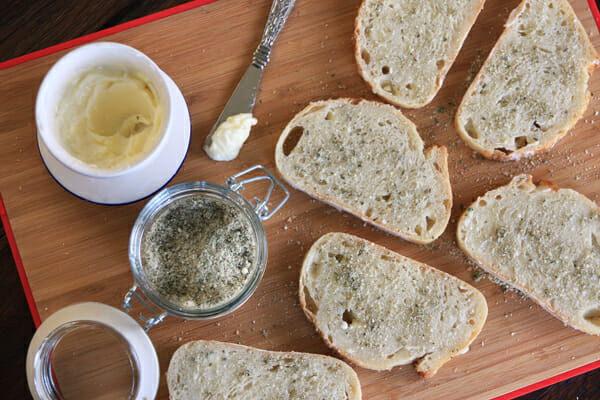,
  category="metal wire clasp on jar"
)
[126,165,289,329]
